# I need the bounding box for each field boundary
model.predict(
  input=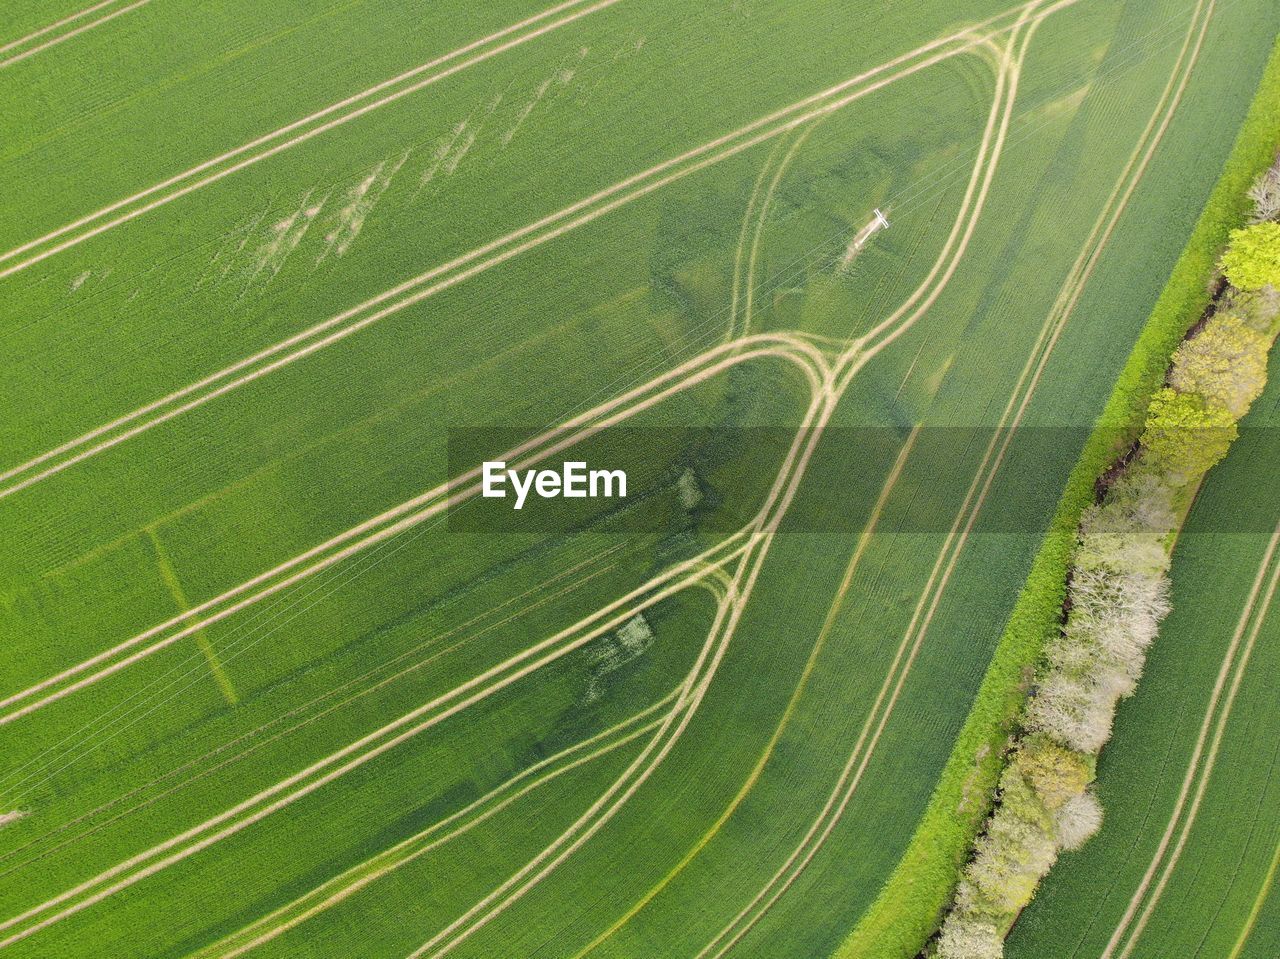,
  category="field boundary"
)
[831,26,1280,959]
